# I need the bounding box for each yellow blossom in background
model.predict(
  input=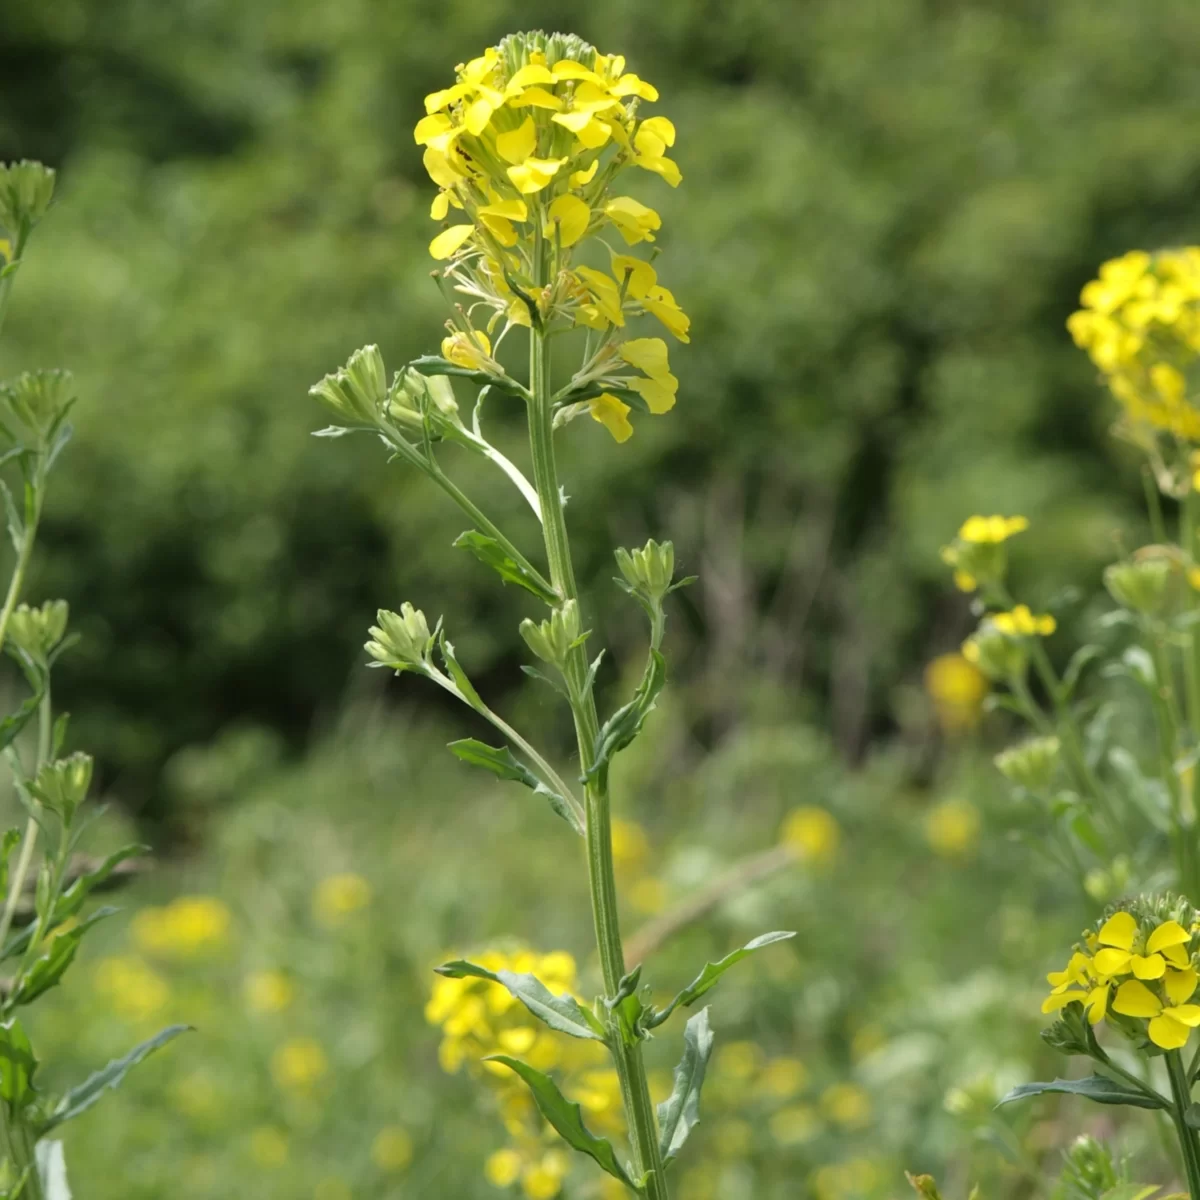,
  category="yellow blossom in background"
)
[991,604,1056,636]
[924,798,981,859]
[170,1072,219,1120]
[245,969,294,1014]
[780,805,840,865]
[713,1118,754,1157]
[812,1159,881,1200]
[759,1056,808,1099]
[370,1126,414,1172]
[520,1150,570,1200]
[485,1148,523,1188]
[610,818,650,875]
[958,514,1029,544]
[313,872,371,925]
[131,895,231,958]
[629,875,668,914]
[769,1103,820,1145]
[940,514,1028,591]
[820,1081,872,1128]
[94,955,170,1021]
[924,652,988,734]
[249,1126,289,1168]
[271,1037,329,1093]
